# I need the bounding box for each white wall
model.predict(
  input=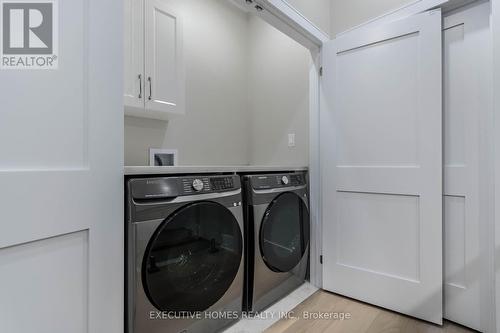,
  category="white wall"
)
[285,0,331,35]
[247,16,310,166]
[124,0,311,167]
[330,0,414,36]
[125,0,250,166]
